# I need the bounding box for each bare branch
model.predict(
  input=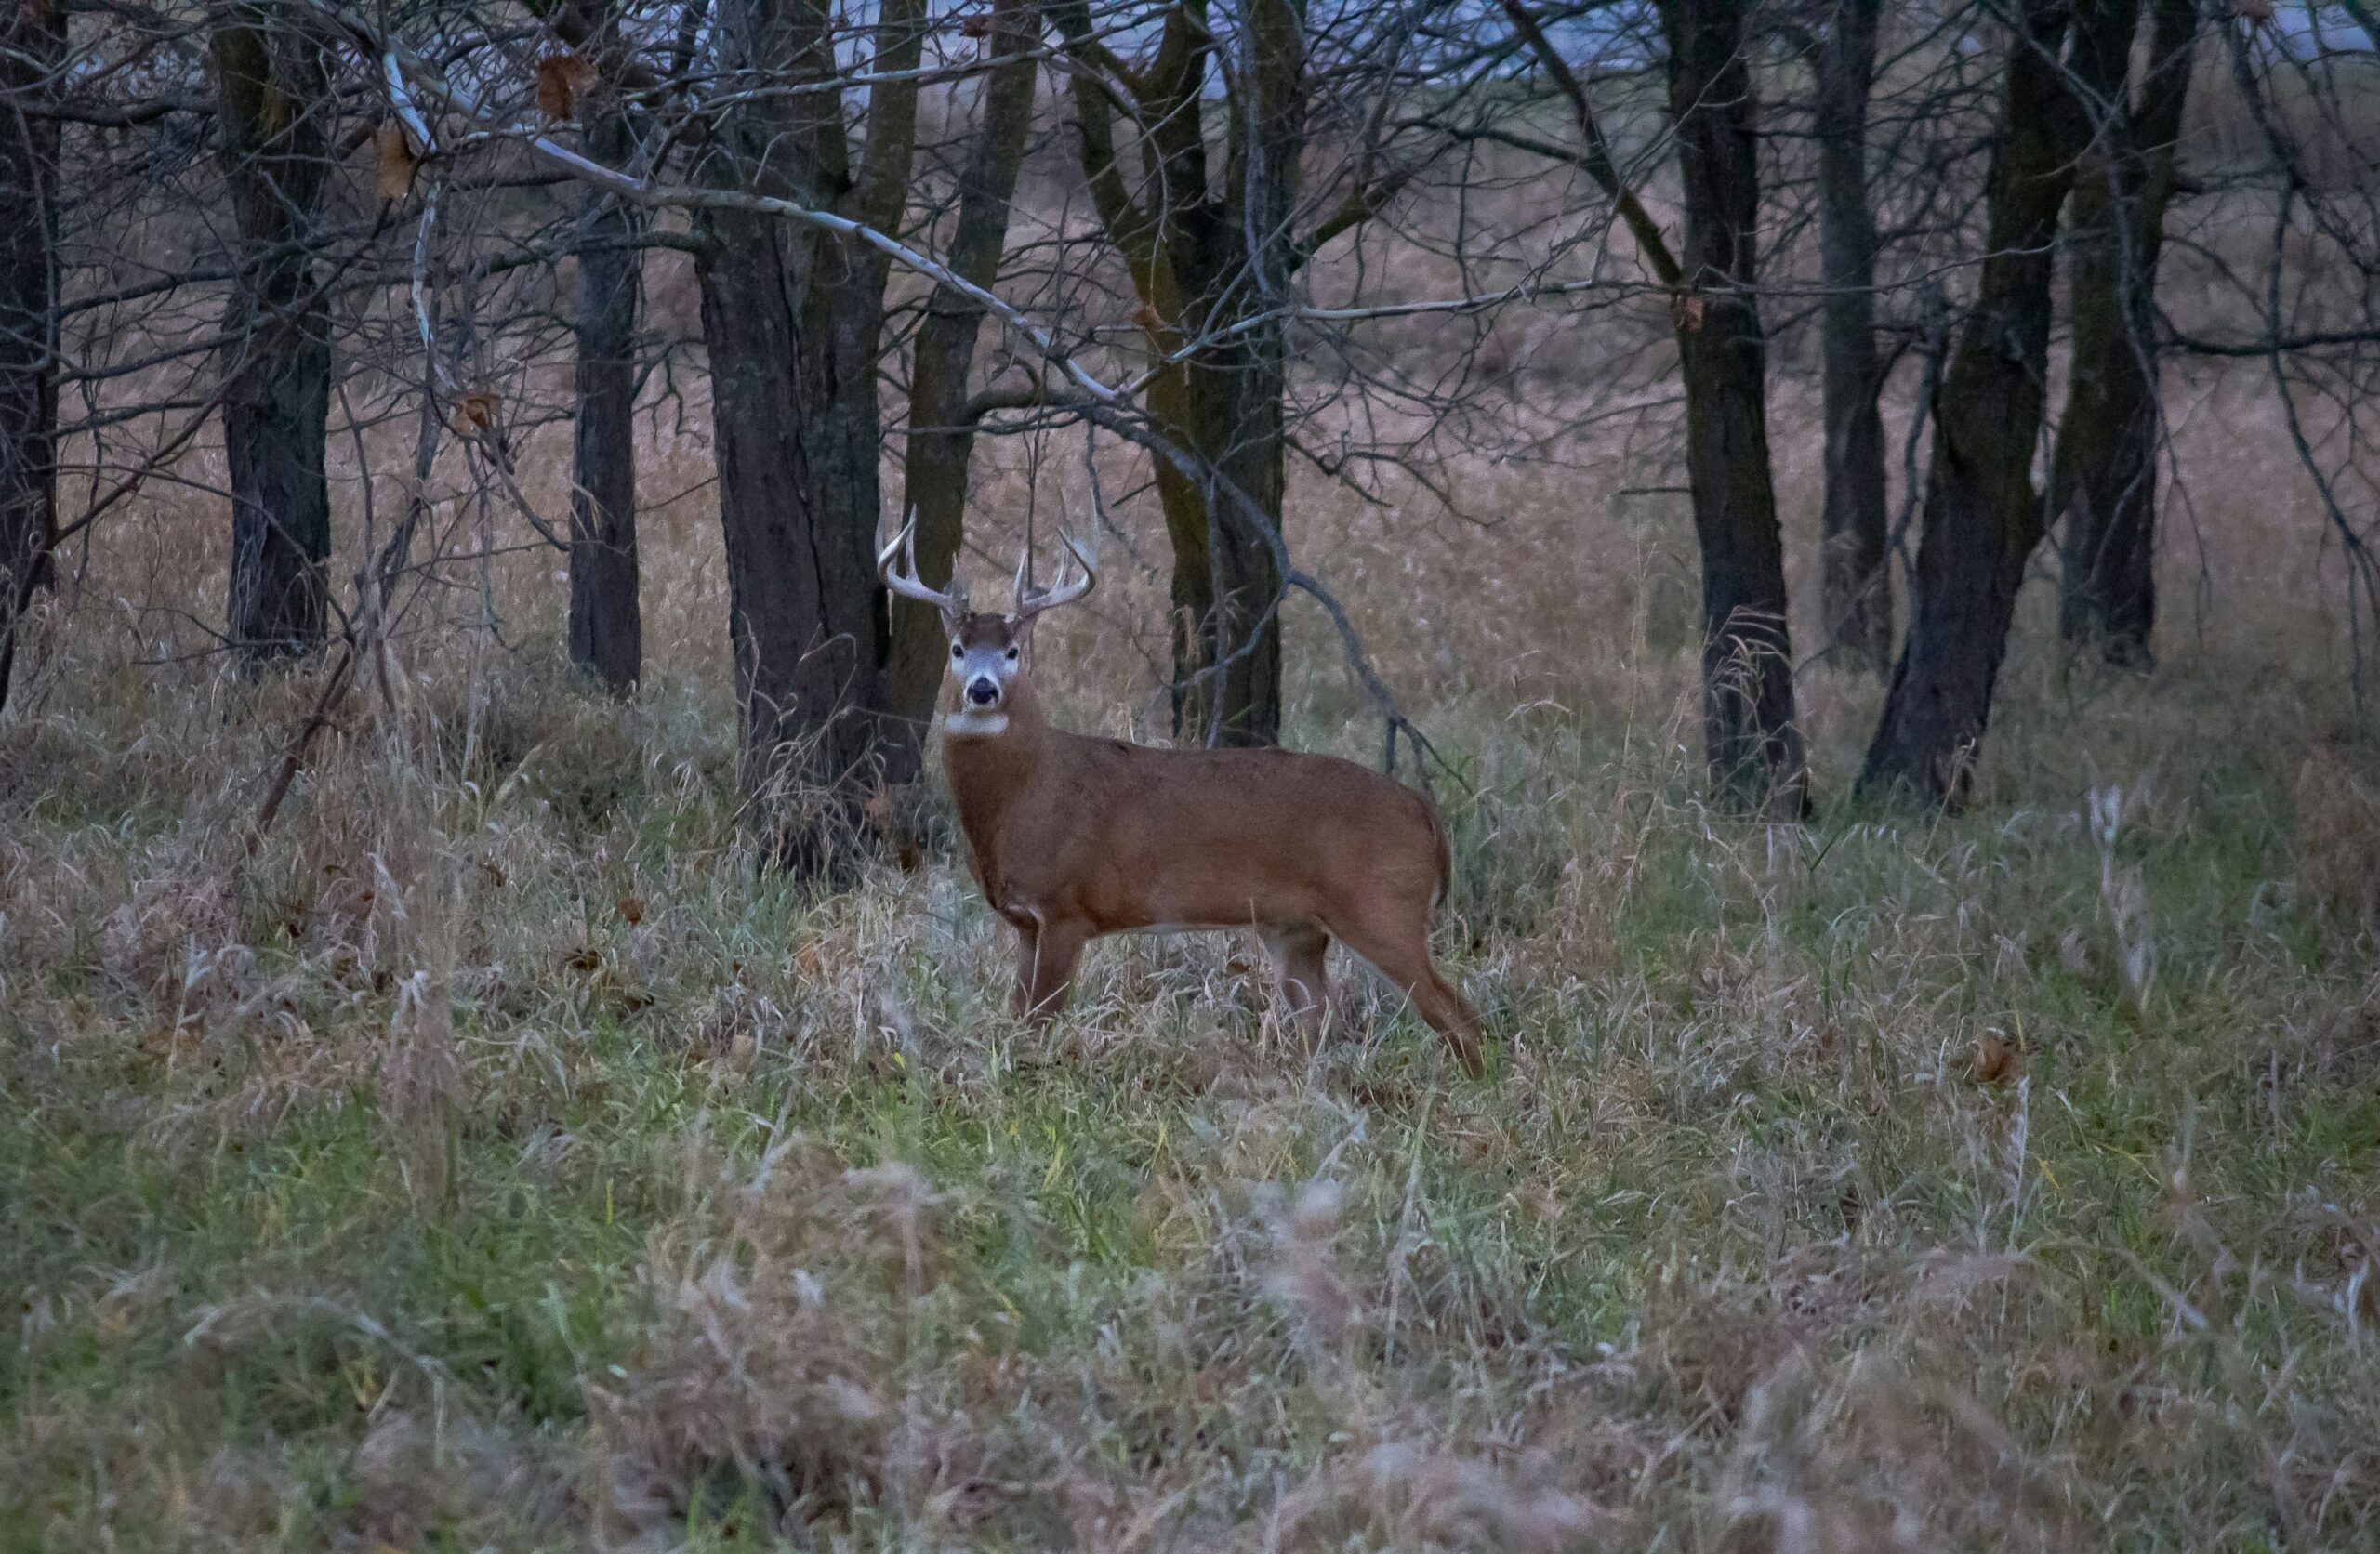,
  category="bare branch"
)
[1493,0,1683,289]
